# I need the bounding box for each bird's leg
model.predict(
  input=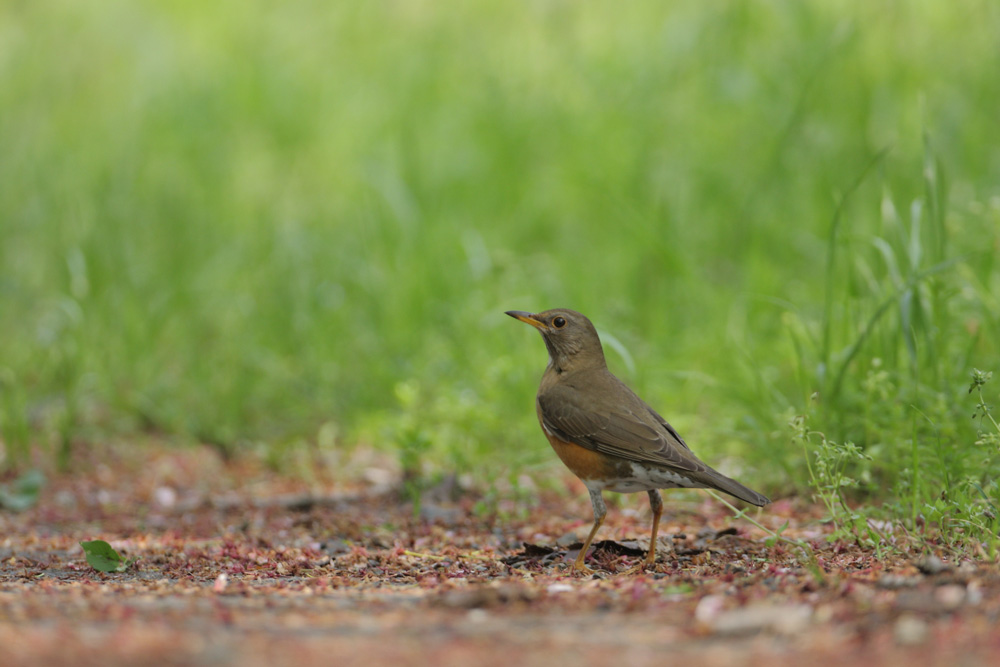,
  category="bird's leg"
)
[645,489,663,567]
[620,490,664,575]
[573,489,606,574]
